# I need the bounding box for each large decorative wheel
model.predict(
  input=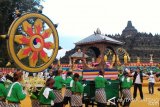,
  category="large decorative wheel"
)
[7,13,59,72]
